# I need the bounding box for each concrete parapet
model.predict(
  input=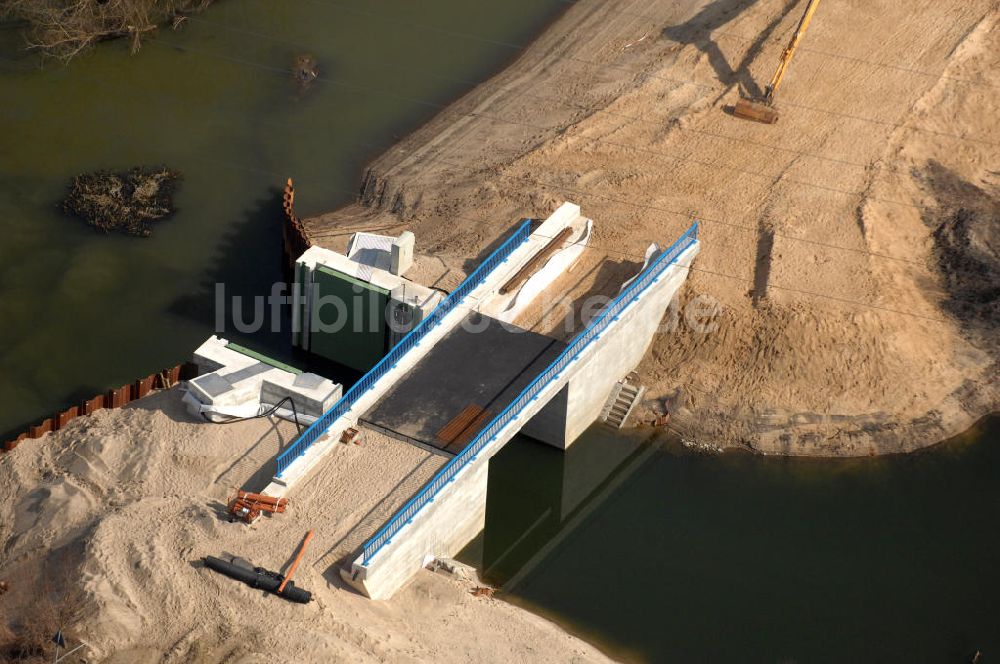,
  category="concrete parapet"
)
[560,244,698,446]
[344,455,490,599]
